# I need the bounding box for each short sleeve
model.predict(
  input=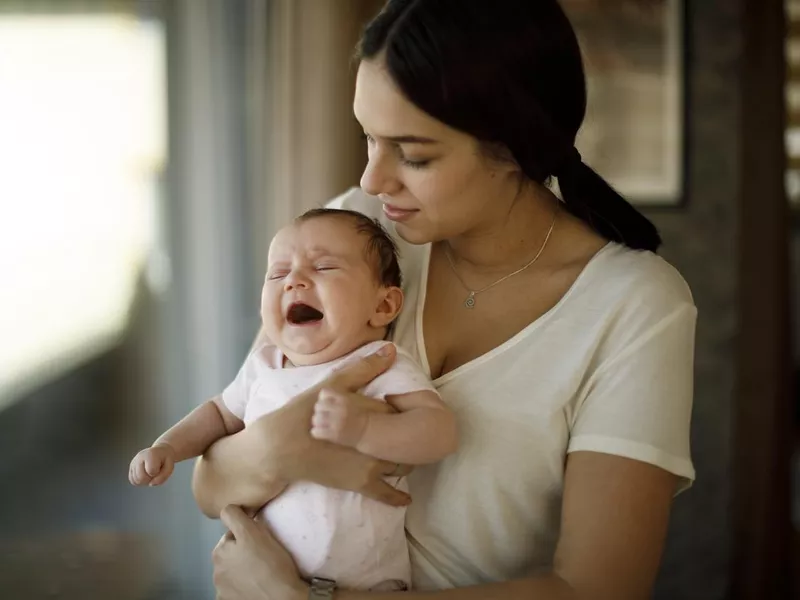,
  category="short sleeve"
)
[221,361,251,420]
[568,303,697,492]
[221,344,280,420]
[362,348,439,401]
